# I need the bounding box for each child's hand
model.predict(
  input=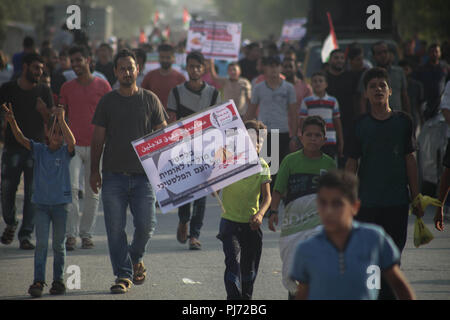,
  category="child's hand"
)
[2,103,15,123]
[54,105,65,121]
[250,213,263,230]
